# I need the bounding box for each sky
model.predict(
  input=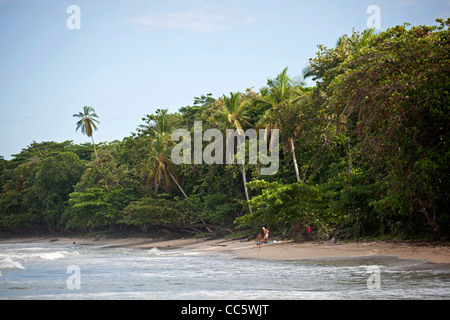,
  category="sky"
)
[0,0,449,159]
